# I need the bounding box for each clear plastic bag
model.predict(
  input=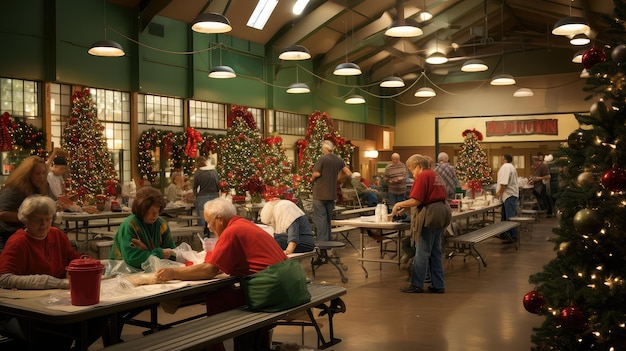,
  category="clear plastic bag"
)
[141,255,184,273]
